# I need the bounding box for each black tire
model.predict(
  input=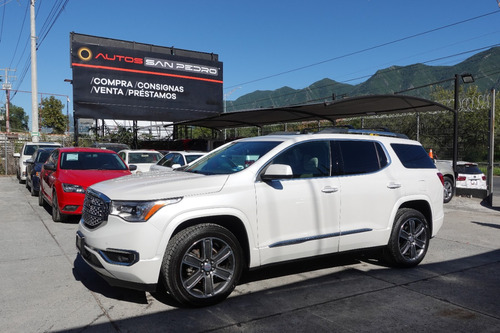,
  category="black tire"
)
[385,208,430,268]
[51,192,66,222]
[38,189,45,206]
[30,182,37,197]
[161,223,243,307]
[443,176,454,203]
